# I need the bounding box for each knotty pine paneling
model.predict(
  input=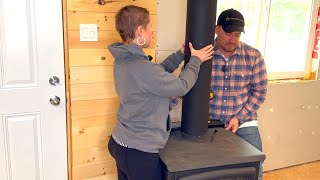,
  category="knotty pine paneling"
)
[68,30,156,49]
[73,114,116,163]
[72,114,116,128]
[69,48,155,67]
[69,49,114,66]
[70,66,114,84]
[71,98,119,120]
[72,160,117,180]
[67,11,157,31]
[73,146,114,167]
[72,123,114,149]
[71,83,118,101]
[72,113,116,151]
[83,174,117,180]
[67,0,156,14]
[72,114,116,172]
